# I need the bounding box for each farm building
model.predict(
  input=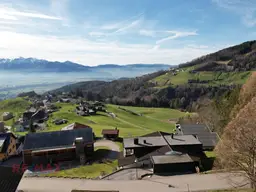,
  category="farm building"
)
[0,132,17,161]
[102,128,119,140]
[23,128,94,165]
[2,112,13,121]
[177,124,219,150]
[61,122,91,131]
[119,131,203,174]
